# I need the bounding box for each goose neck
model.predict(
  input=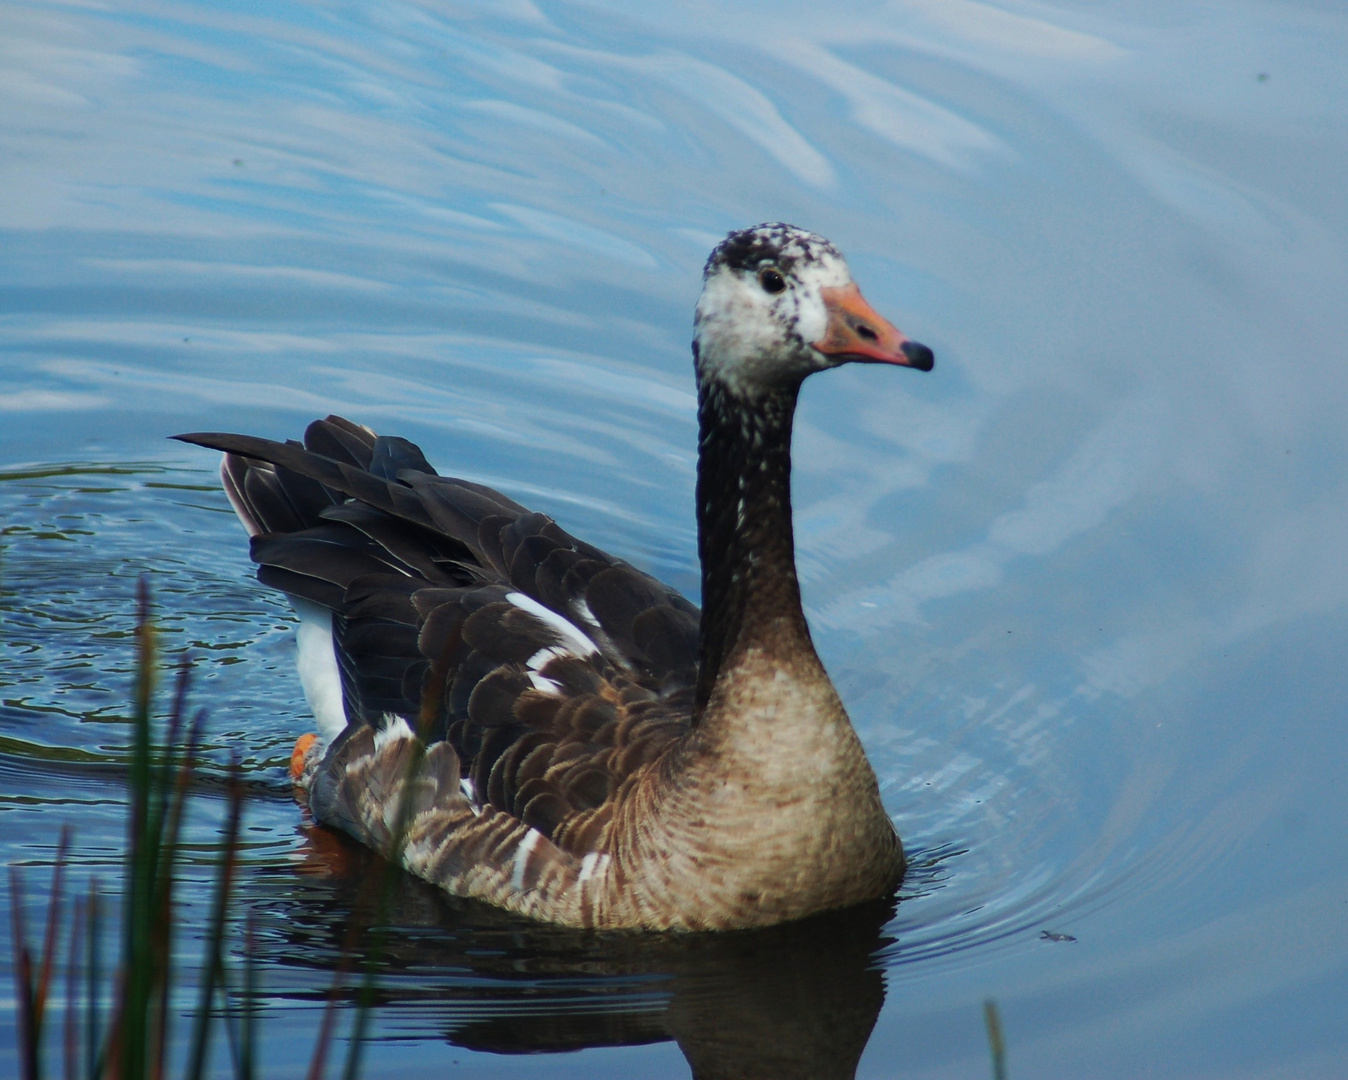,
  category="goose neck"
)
[694,376,811,714]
